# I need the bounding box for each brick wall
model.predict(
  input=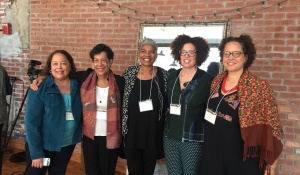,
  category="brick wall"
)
[0,1,10,23]
[1,0,299,174]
